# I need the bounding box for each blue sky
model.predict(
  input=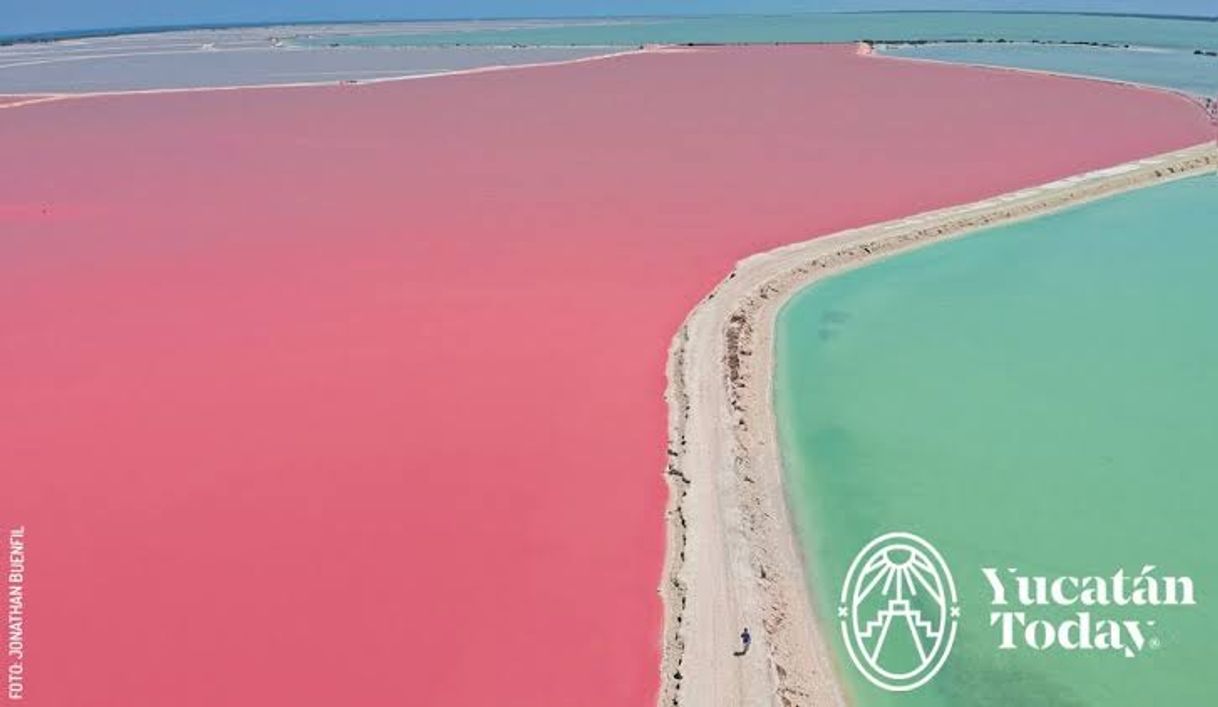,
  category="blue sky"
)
[4,1,1215,36]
